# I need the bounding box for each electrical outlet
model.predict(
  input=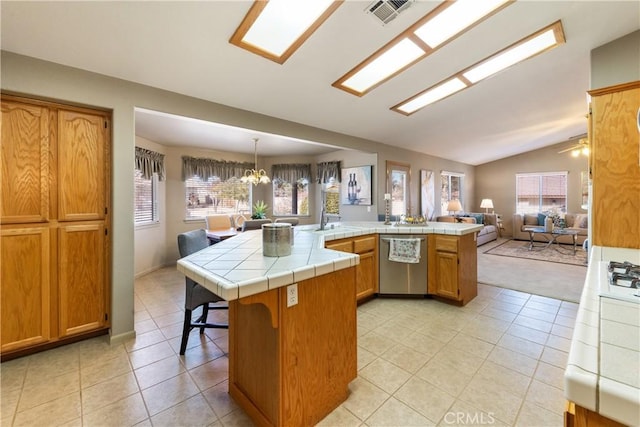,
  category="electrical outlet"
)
[287,283,298,307]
